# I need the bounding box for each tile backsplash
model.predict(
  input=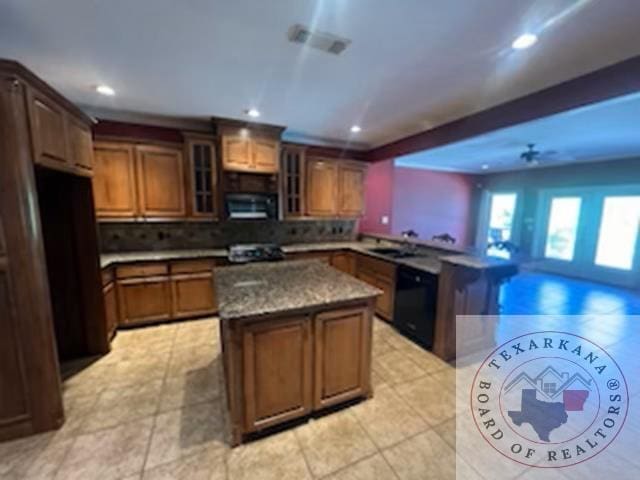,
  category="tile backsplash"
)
[98,219,357,253]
